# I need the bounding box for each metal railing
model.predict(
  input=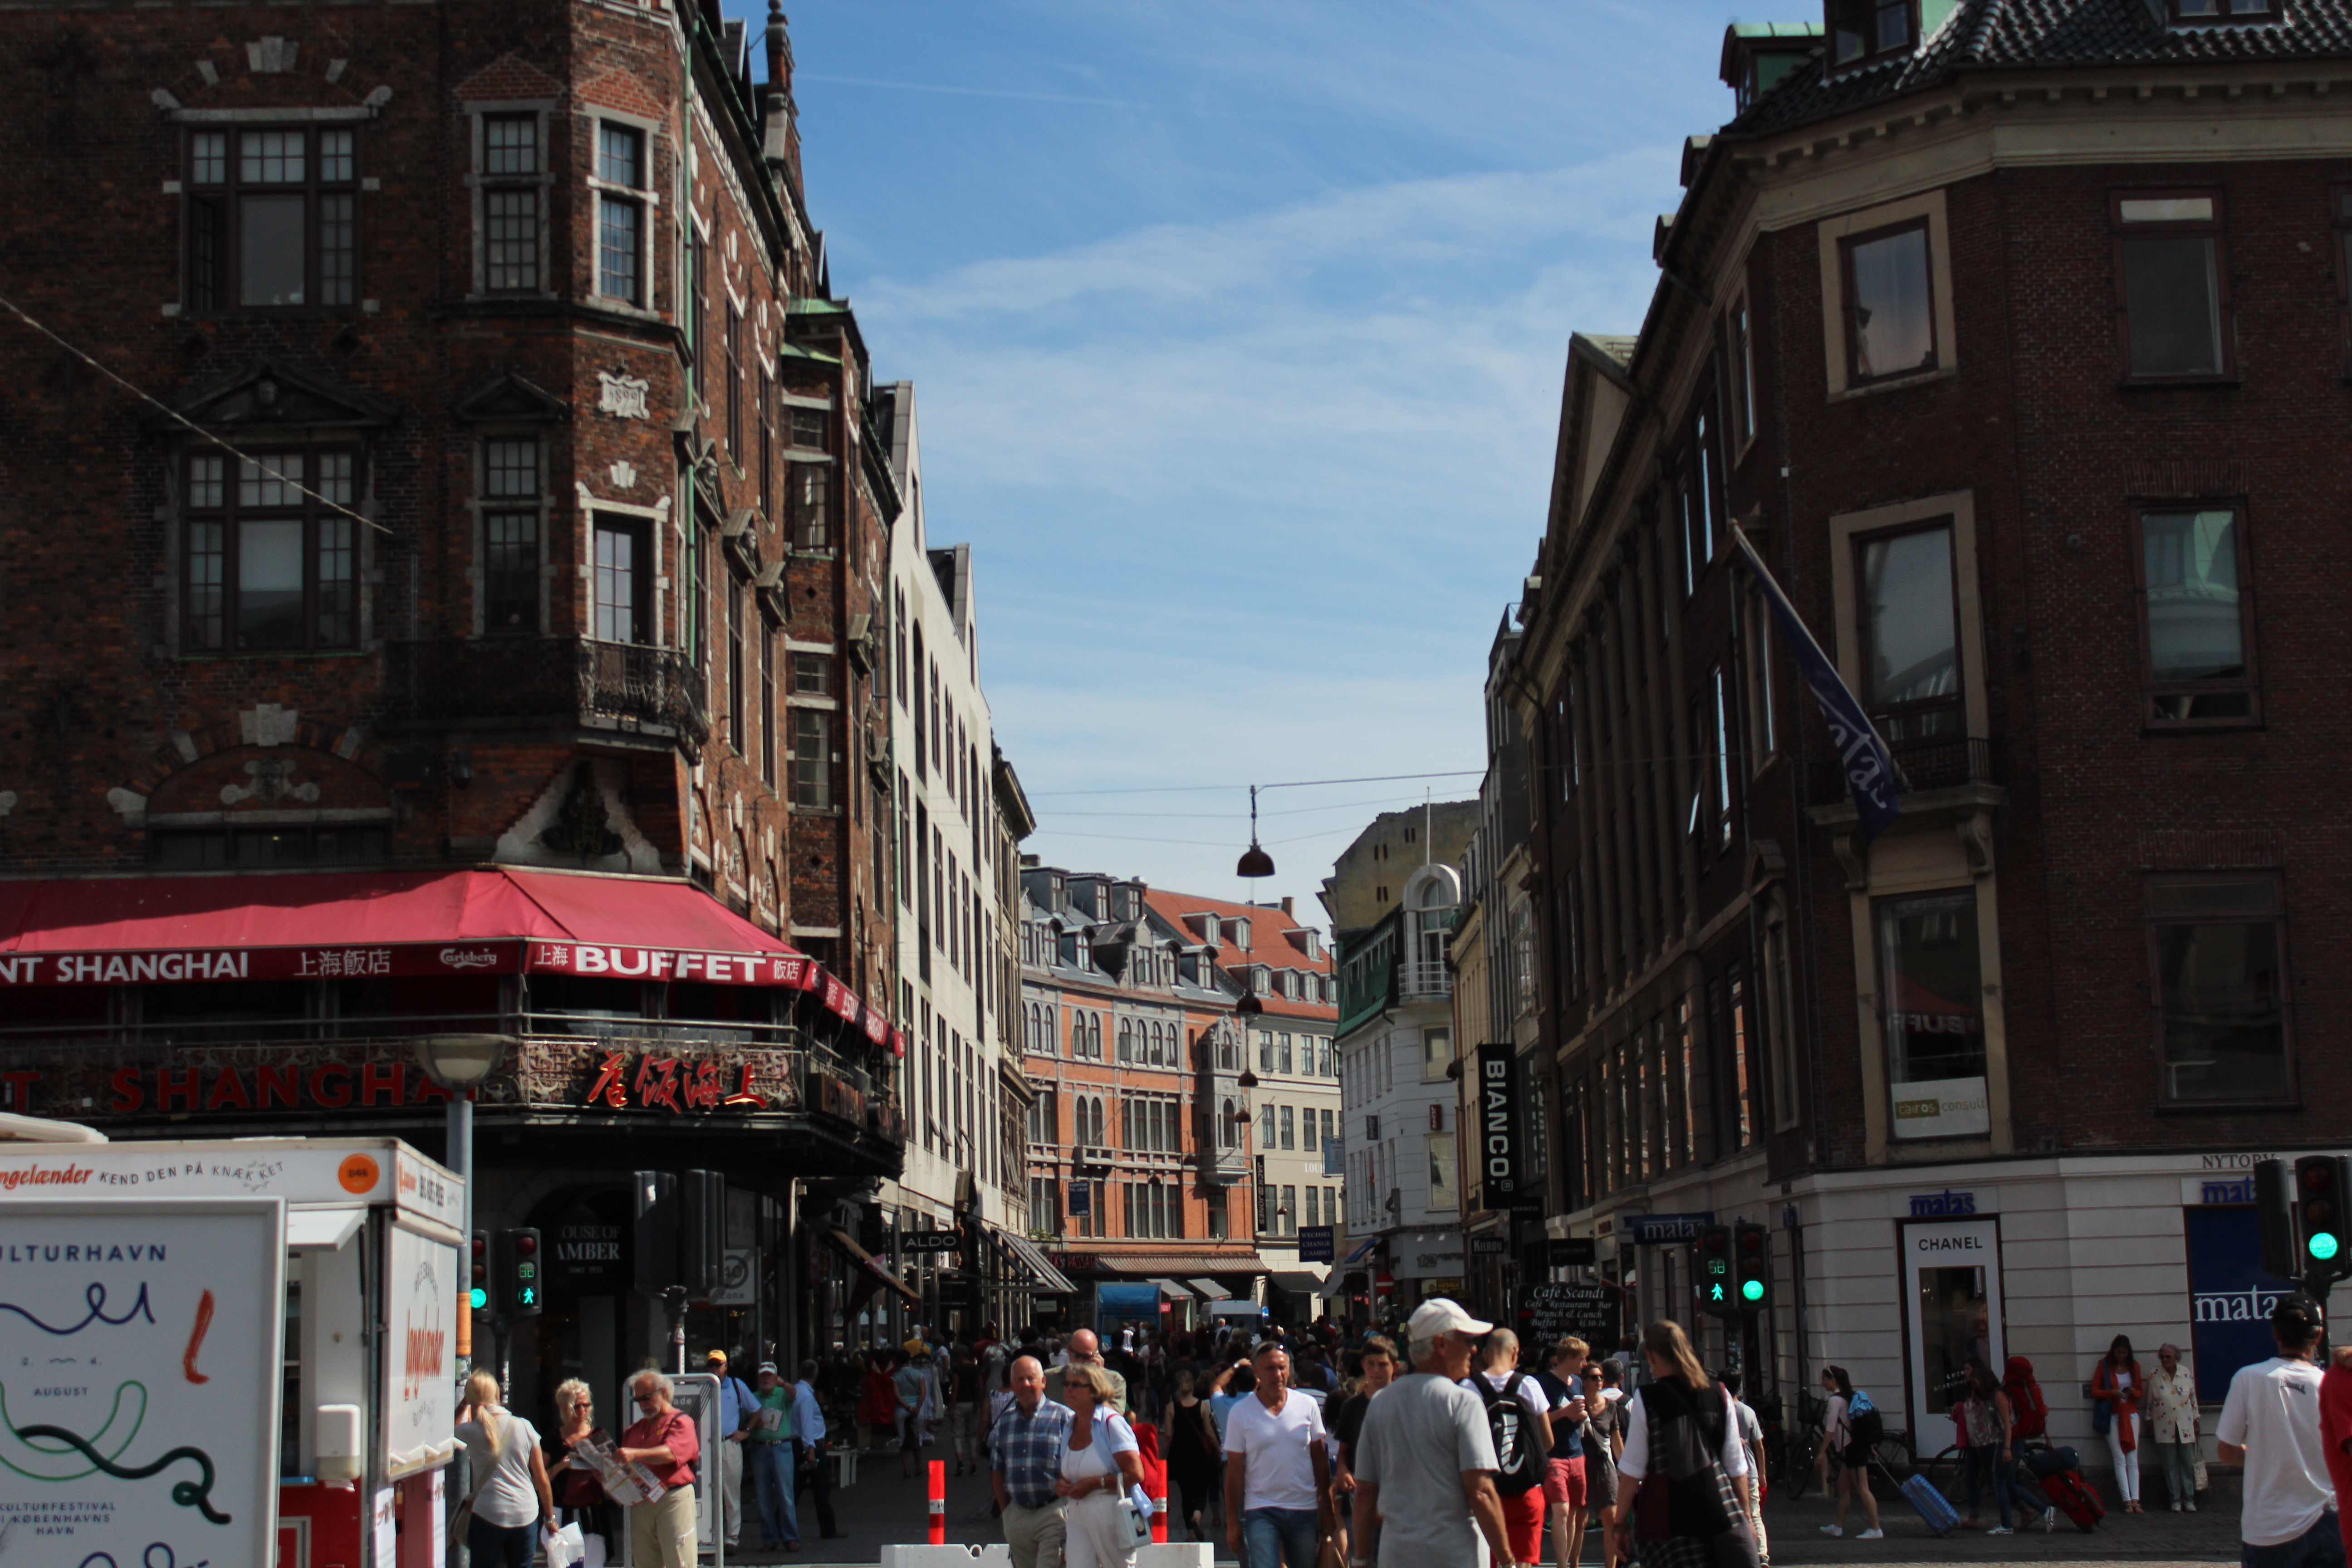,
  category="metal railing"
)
[1809,735,1998,802]
[1399,960,1453,1000]
[388,637,709,741]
